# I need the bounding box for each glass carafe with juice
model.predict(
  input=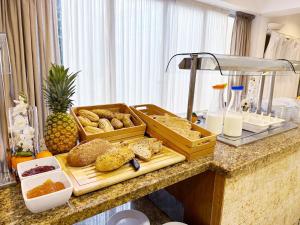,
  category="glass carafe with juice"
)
[206,84,226,134]
[223,85,243,137]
